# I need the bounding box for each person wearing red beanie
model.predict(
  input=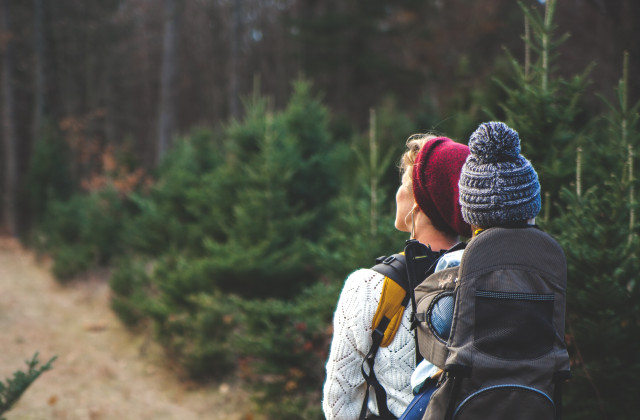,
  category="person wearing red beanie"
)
[324,134,471,420]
